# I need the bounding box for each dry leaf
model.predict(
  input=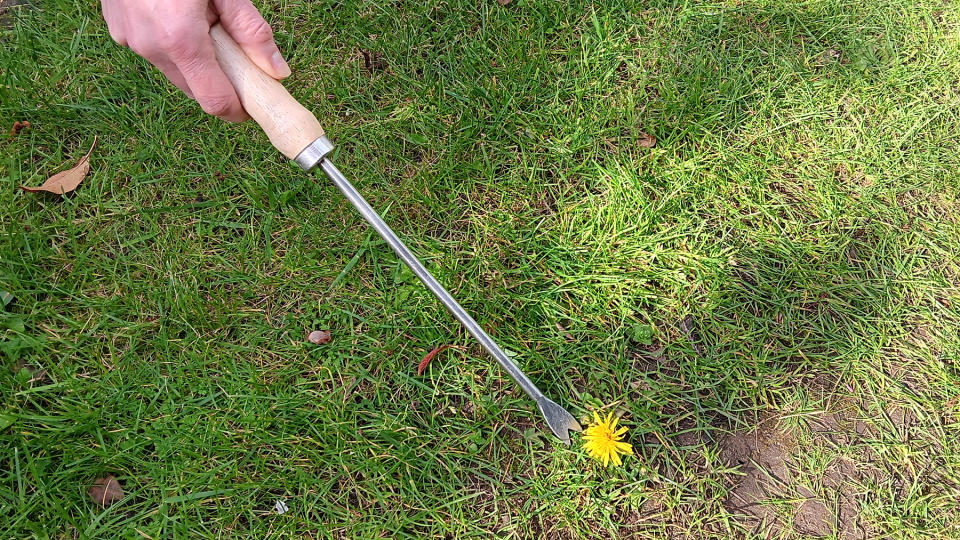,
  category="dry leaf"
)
[554,322,574,342]
[8,120,30,138]
[308,330,331,344]
[14,359,46,384]
[88,475,124,507]
[417,344,463,375]
[22,136,97,195]
[496,0,512,5]
[638,132,657,148]
[360,50,387,74]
